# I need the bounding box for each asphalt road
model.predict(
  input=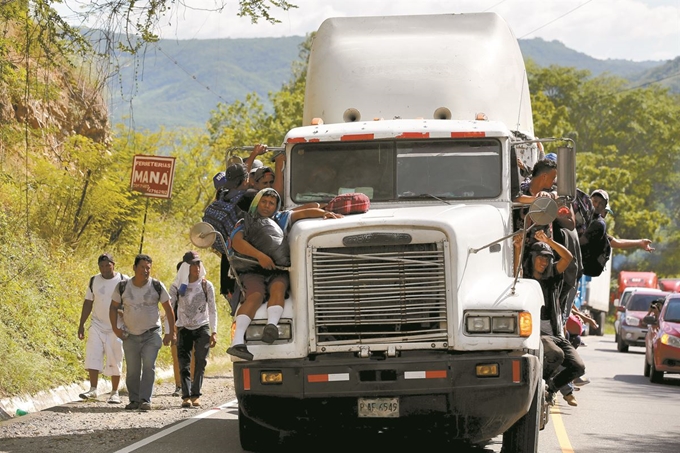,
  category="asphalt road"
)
[114,335,680,453]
